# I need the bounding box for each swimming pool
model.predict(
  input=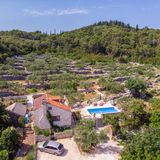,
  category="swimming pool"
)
[87,107,119,114]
